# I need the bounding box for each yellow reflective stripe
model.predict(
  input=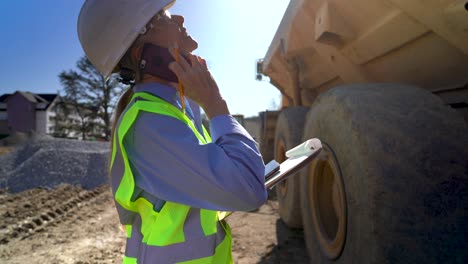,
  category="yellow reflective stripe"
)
[121,196,189,246]
[134,197,160,242]
[115,104,138,211]
[114,96,195,245]
[113,91,233,259]
[110,130,118,170]
[176,223,232,264]
[202,125,212,142]
[132,92,211,144]
[217,211,231,221]
[130,93,221,240]
[146,202,189,246]
[138,100,206,144]
[125,225,132,238]
[212,221,233,264]
[200,210,218,236]
[115,99,203,210]
[176,255,213,264]
[115,104,140,210]
[131,92,187,121]
[122,256,137,264]
[131,93,200,136]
